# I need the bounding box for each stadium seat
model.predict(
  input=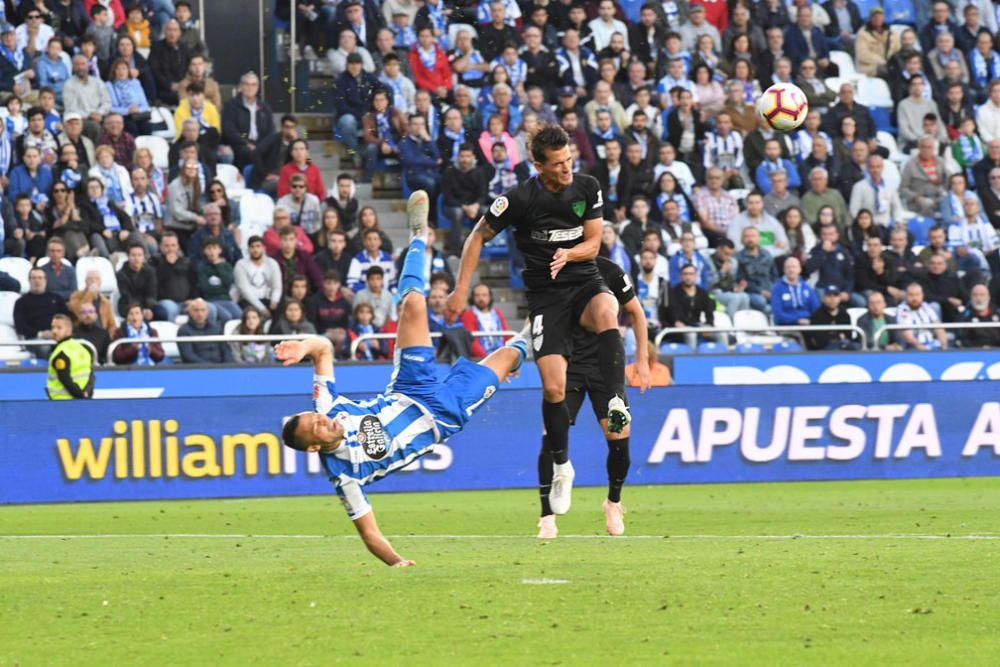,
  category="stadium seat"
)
[659,341,693,355]
[734,342,766,353]
[882,159,902,192]
[216,164,244,190]
[883,0,916,25]
[829,51,858,81]
[856,77,893,108]
[772,340,802,353]
[150,106,177,140]
[0,324,30,362]
[696,341,728,354]
[853,0,881,20]
[877,131,904,163]
[0,291,17,326]
[239,218,271,257]
[239,193,276,227]
[906,216,935,245]
[847,307,867,327]
[19,357,45,368]
[448,23,477,44]
[884,306,897,318]
[36,256,73,271]
[824,77,845,99]
[150,321,180,362]
[481,227,510,259]
[75,257,118,294]
[870,107,896,136]
[223,319,241,336]
[135,135,170,170]
[732,309,768,341]
[0,256,31,293]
